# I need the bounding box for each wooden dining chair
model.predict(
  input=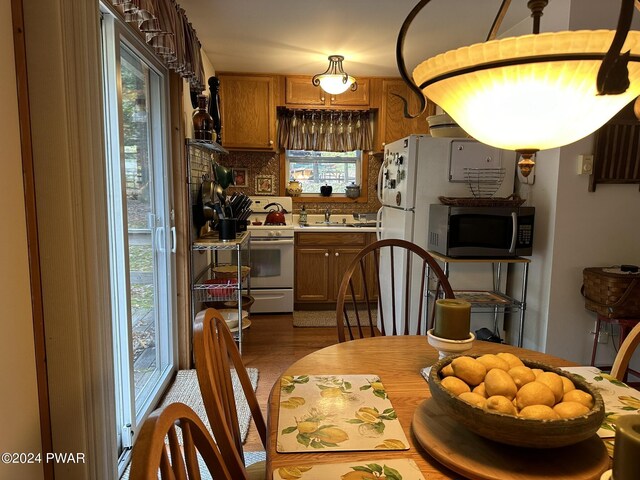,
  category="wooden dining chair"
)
[129,401,244,479]
[610,320,640,382]
[336,238,455,342]
[193,308,267,479]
